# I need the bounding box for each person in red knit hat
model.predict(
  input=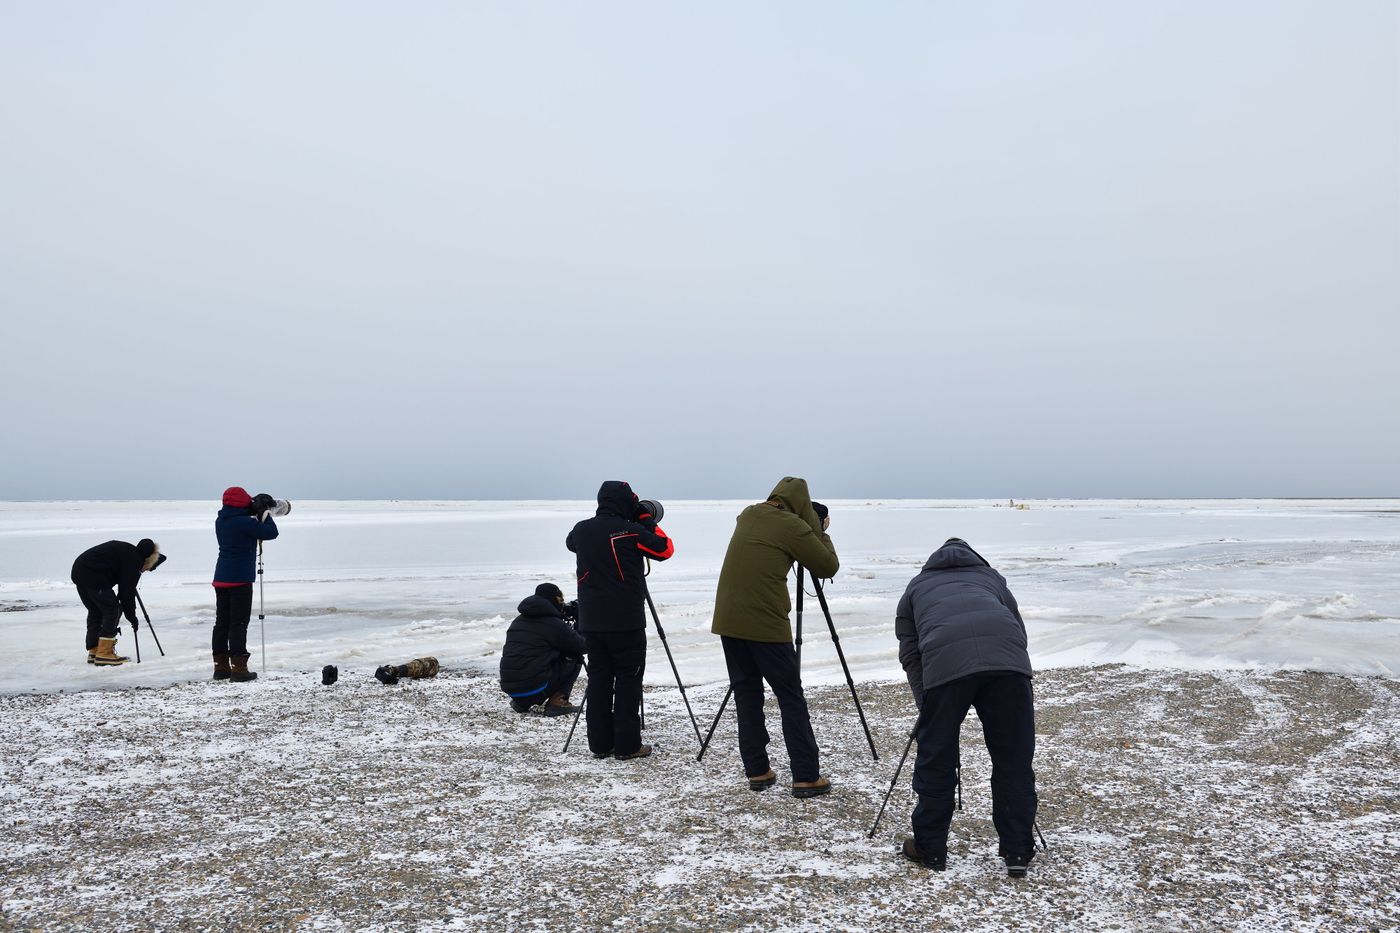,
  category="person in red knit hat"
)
[211,486,281,682]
